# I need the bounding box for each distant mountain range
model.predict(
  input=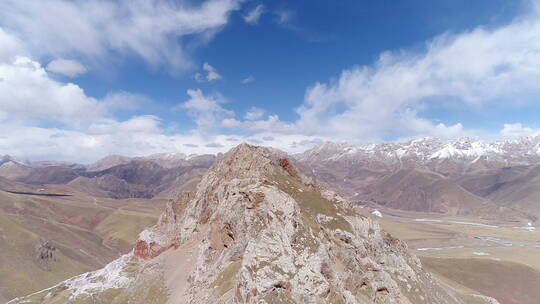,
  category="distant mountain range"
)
[0,153,218,199]
[2,135,540,221]
[296,136,540,170]
[294,135,540,223]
